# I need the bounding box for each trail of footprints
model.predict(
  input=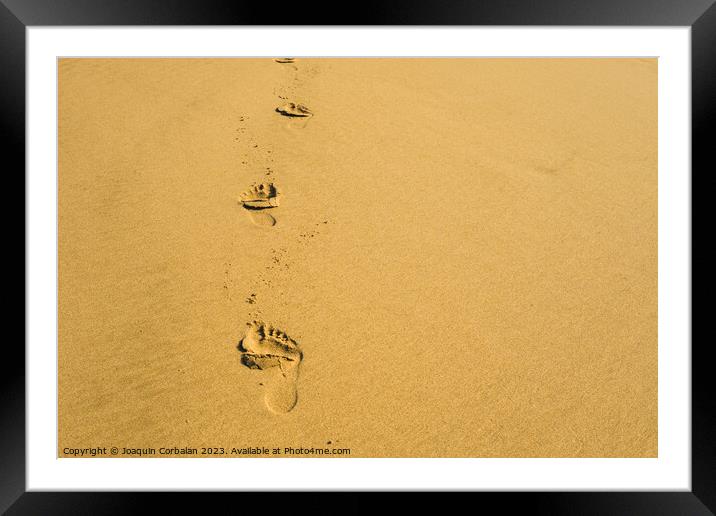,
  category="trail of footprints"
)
[233,57,321,414]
